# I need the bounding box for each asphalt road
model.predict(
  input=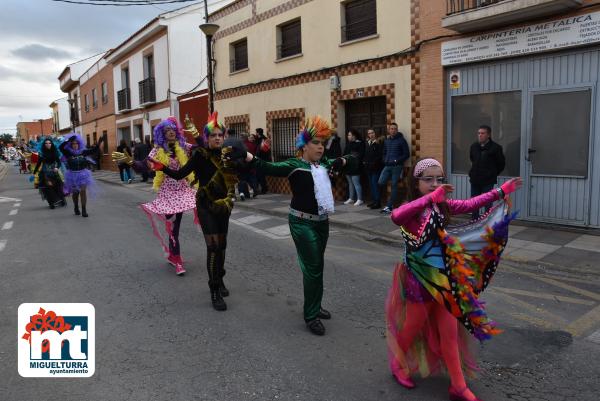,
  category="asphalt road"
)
[0,162,598,401]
